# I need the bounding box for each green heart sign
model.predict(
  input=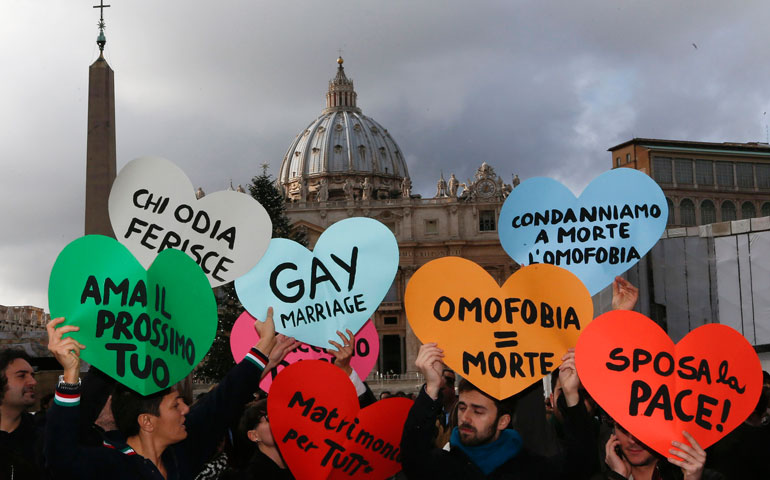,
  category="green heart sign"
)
[48,235,217,395]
